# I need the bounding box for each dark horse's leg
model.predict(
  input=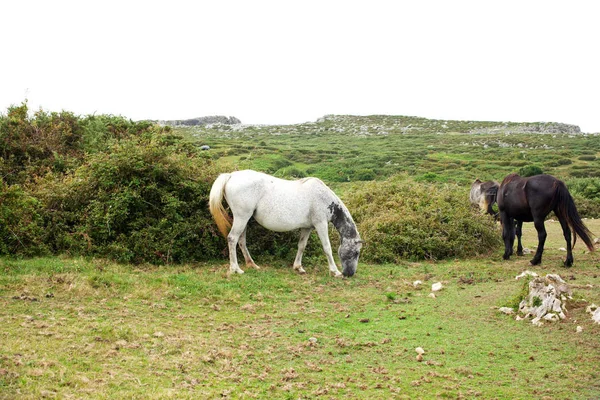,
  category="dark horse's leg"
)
[555,211,573,267]
[530,217,547,265]
[500,212,515,260]
[515,220,524,256]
